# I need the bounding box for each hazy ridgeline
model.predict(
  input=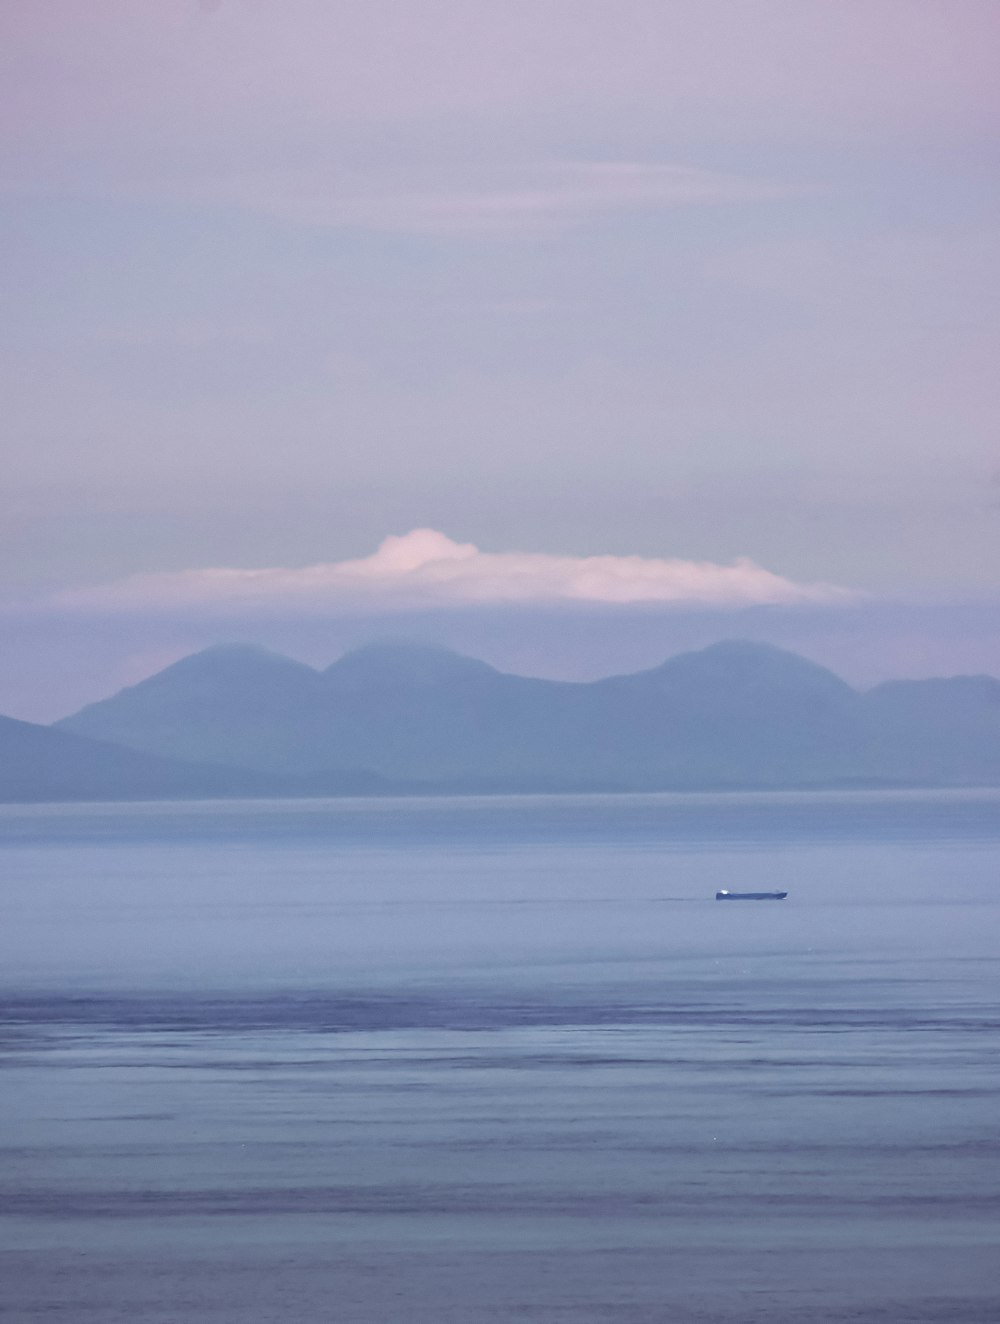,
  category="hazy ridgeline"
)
[2,639,998,804]
[1,791,999,1322]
